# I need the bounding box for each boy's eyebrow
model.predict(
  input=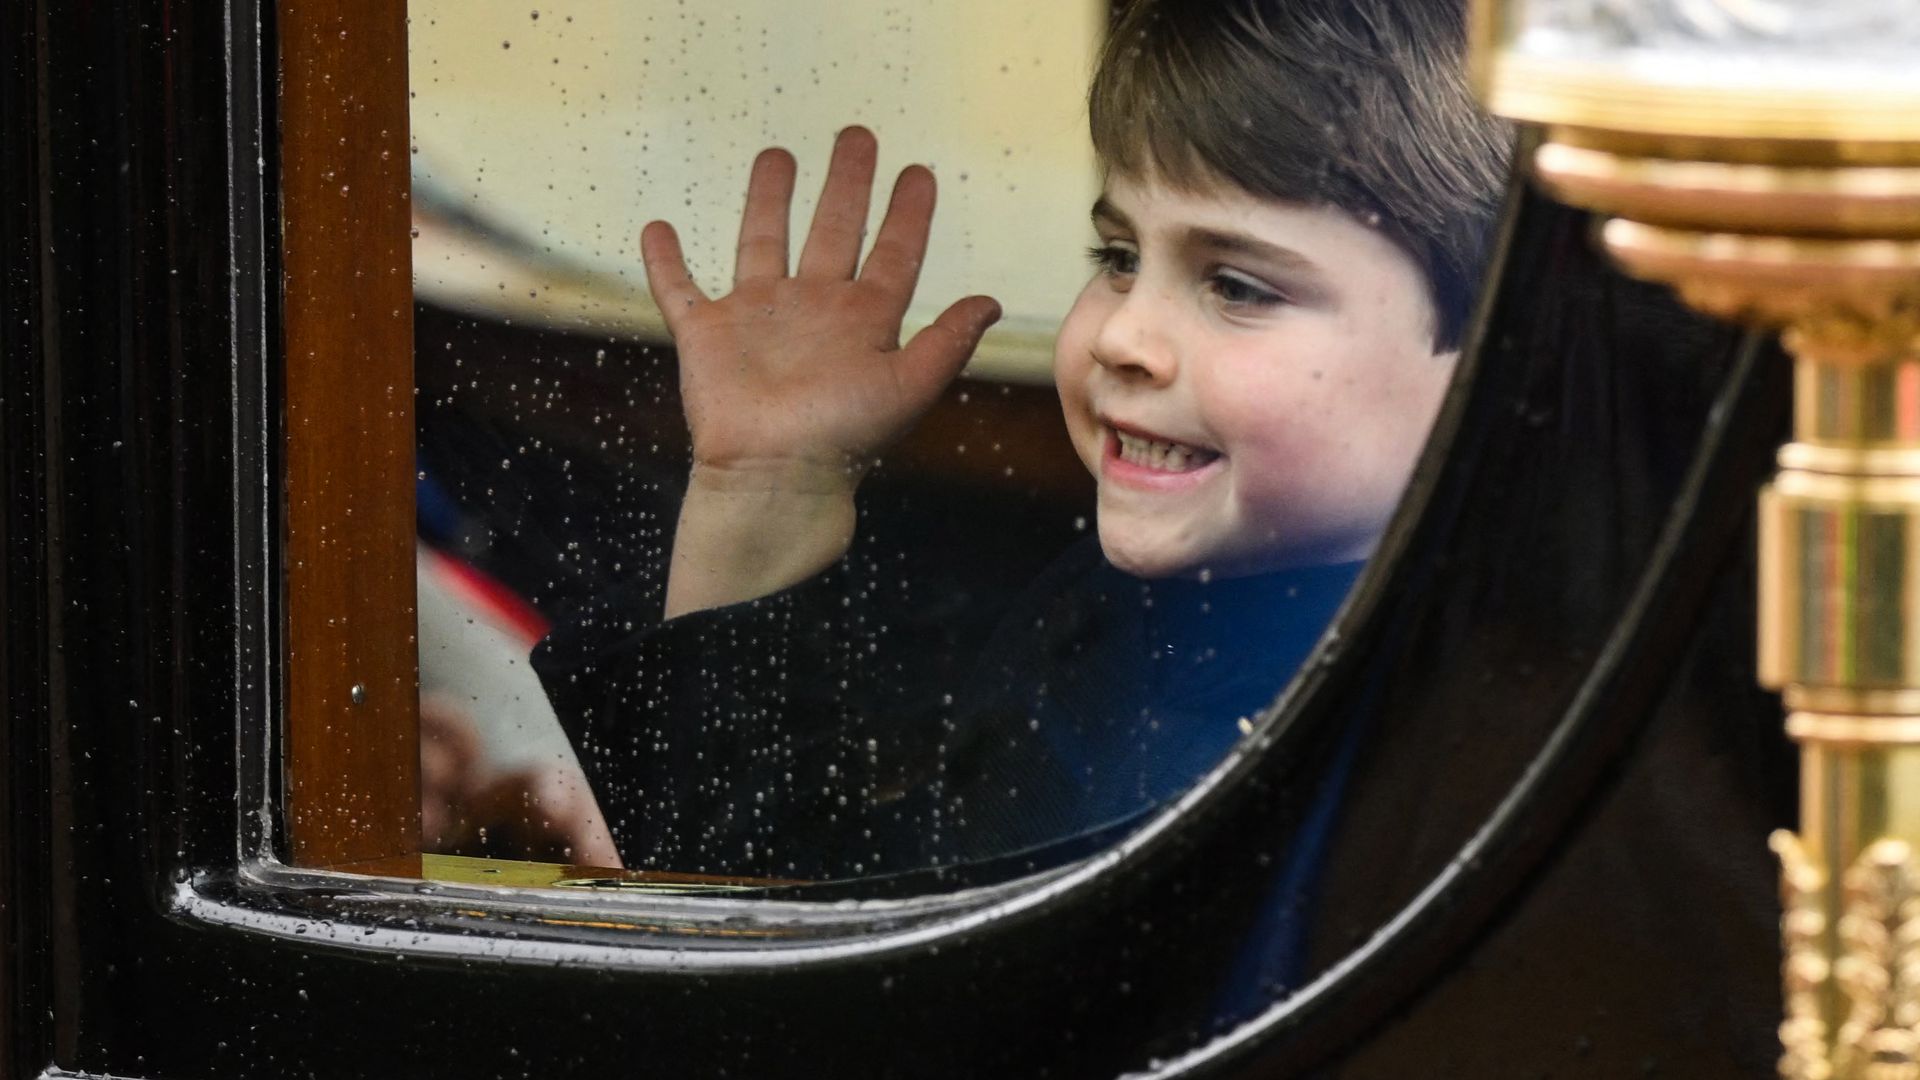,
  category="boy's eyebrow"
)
[1090,197,1130,231]
[1184,227,1322,275]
